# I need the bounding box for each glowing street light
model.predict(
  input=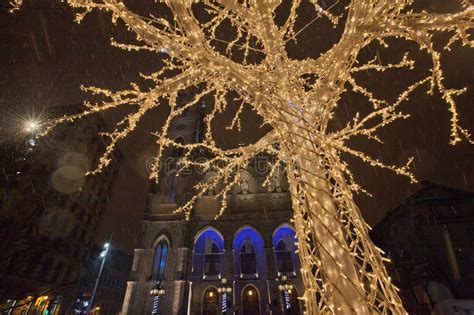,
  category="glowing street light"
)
[24,120,39,133]
[217,278,232,314]
[150,281,165,315]
[278,275,294,294]
[87,236,112,315]
[278,275,294,312]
